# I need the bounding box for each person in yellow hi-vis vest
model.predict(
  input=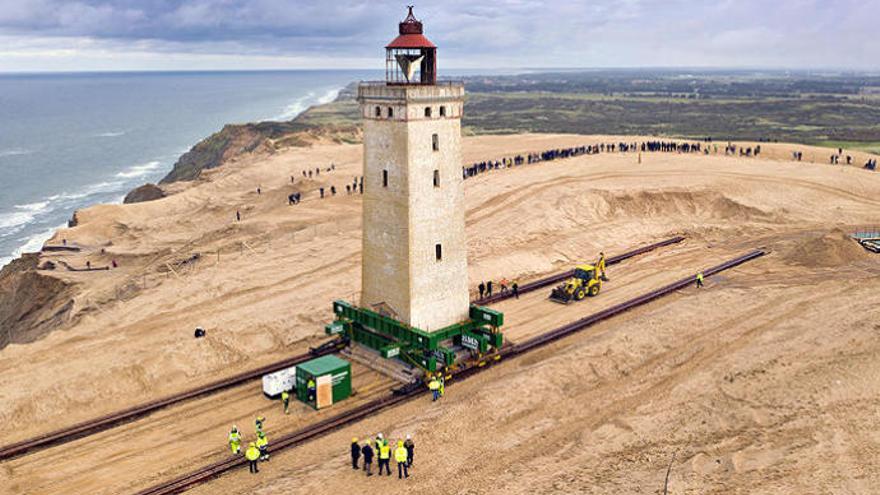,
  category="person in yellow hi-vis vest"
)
[378,439,392,476]
[394,440,409,479]
[227,425,241,455]
[281,389,290,414]
[256,430,269,461]
[245,442,261,474]
[307,378,316,402]
[428,376,440,401]
[597,252,608,281]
